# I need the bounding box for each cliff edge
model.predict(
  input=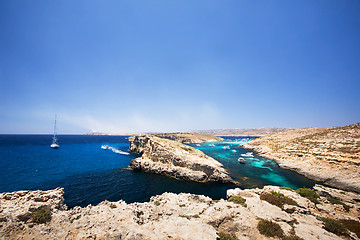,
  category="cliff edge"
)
[242,123,360,193]
[1,186,360,239]
[128,135,233,183]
